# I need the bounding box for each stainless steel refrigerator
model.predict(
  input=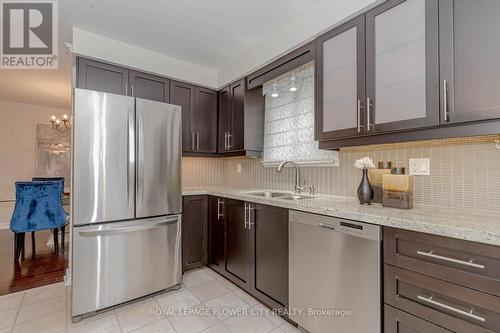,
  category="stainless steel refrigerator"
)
[71,88,182,321]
